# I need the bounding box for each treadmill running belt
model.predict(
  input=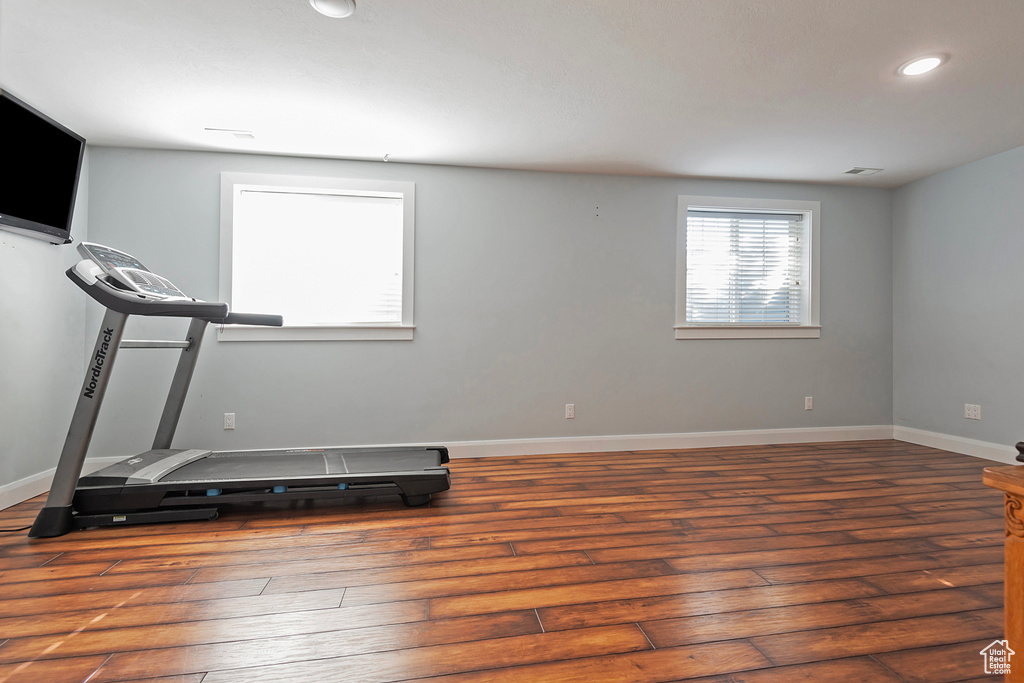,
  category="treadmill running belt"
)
[159,448,446,482]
